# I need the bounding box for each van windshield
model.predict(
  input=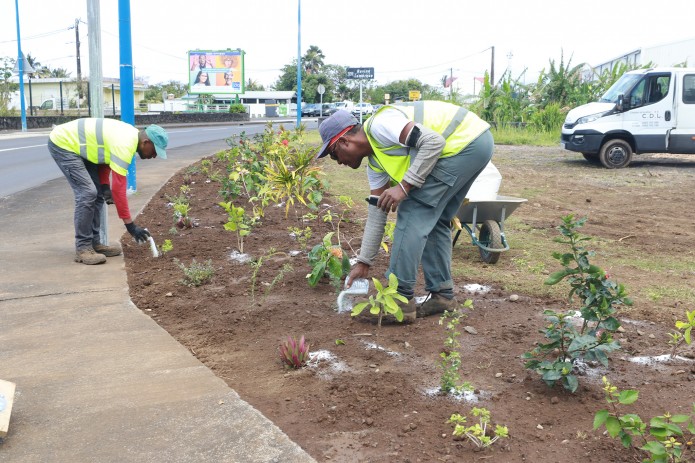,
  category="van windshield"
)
[599,74,642,103]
